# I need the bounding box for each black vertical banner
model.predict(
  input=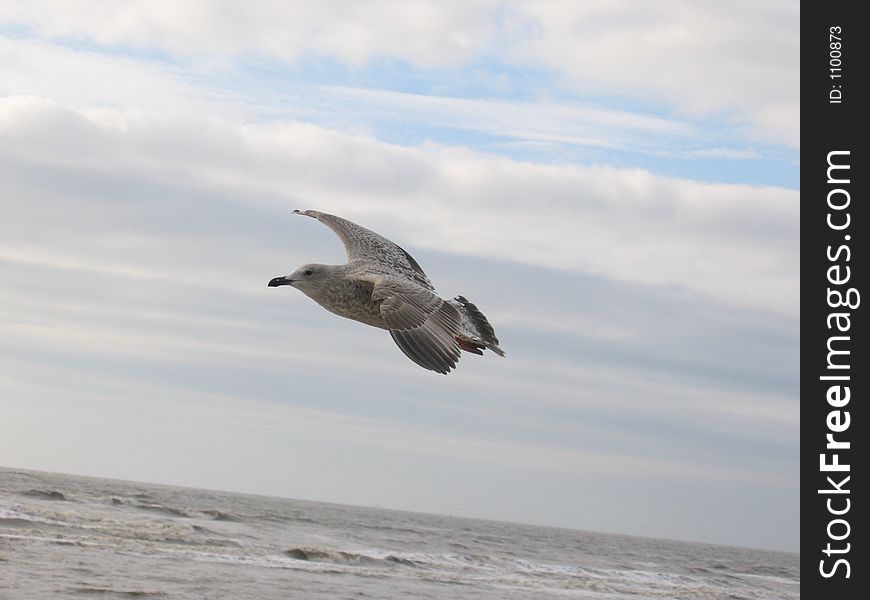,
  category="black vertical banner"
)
[802,3,866,597]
